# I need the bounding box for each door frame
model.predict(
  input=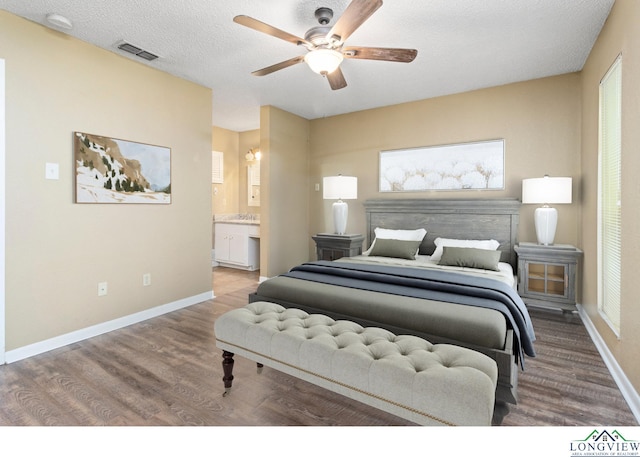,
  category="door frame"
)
[1,58,6,364]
